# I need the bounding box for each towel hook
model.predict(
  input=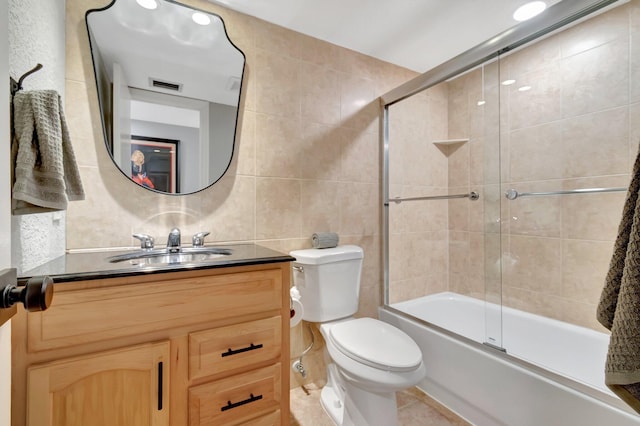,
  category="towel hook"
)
[10,63,44,96]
